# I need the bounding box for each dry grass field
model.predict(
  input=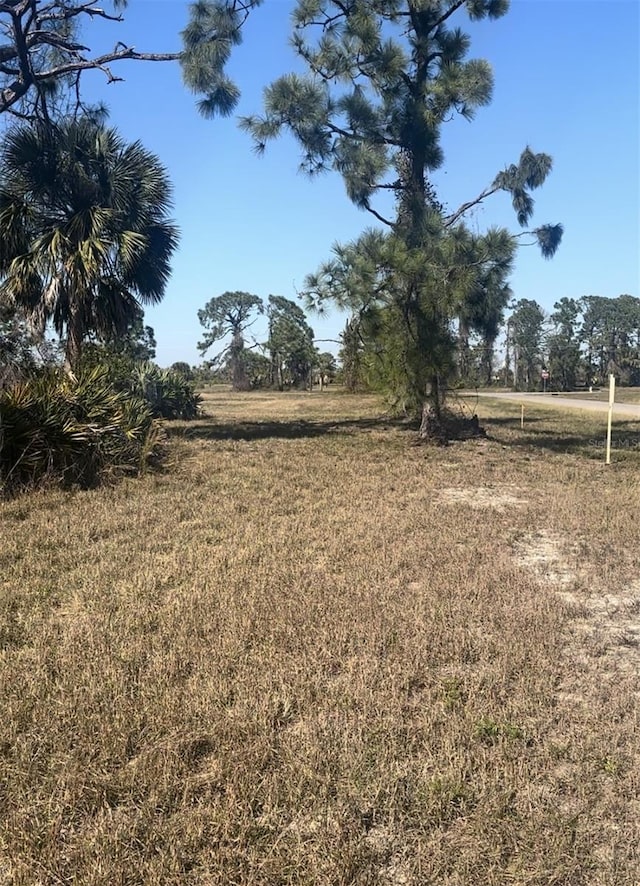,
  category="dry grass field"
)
[1,388,639,885]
